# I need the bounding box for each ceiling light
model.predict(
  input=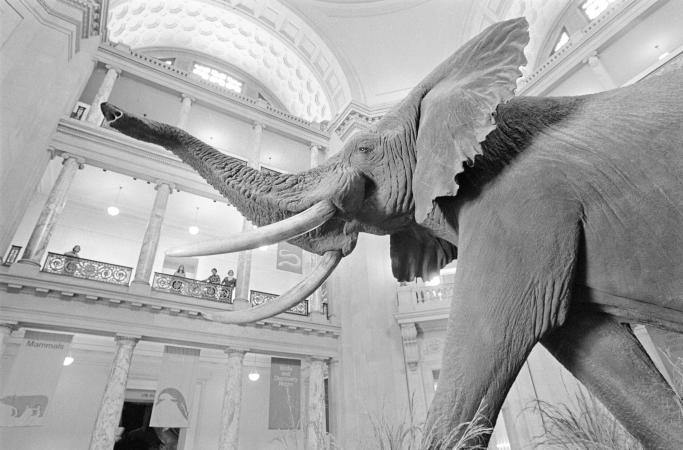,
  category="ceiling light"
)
[248,371,260,381]
[188,225,199,235]
[107,206,120,216]
[63,355,74,366]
